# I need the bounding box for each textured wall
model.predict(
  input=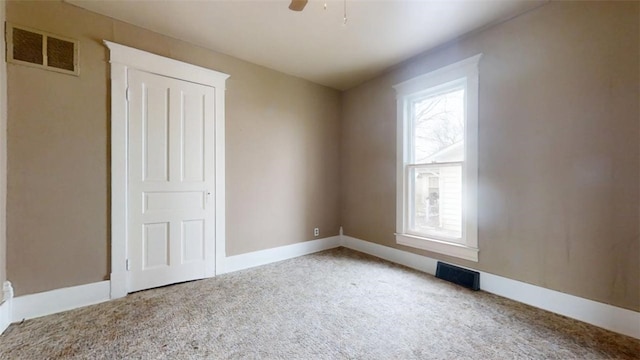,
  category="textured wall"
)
[0,0,6,290]
[6,0,341,296]
[5,0,639,312]
[340,1,640,311]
